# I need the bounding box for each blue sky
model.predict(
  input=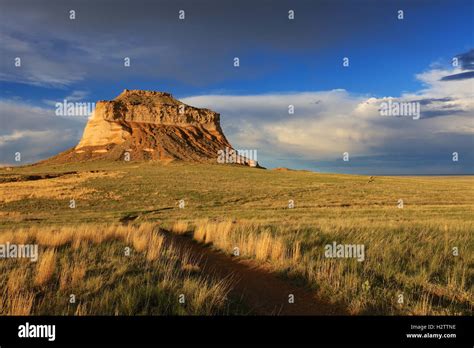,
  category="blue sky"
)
[0,0,473,173]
